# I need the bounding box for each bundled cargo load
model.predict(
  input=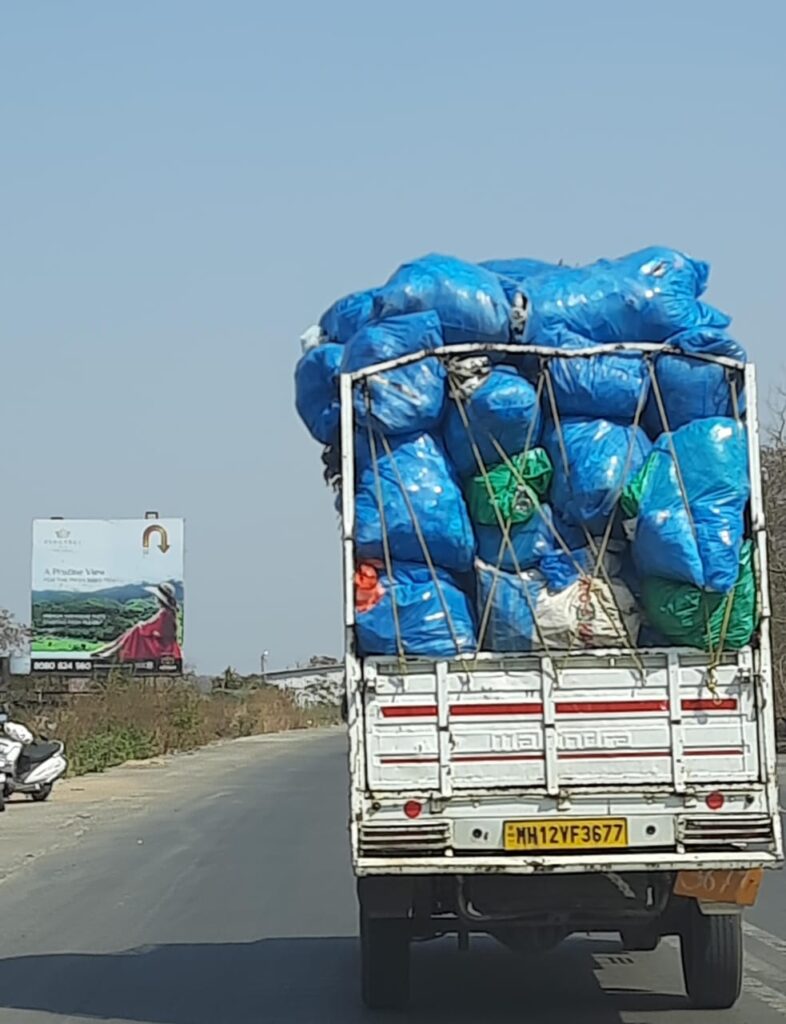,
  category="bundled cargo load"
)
[342,312,446,435]
[319,288,378,345]
[464,448,553,527]
[354,432,476,574]
[295,244,753,658]
[294,343,343,445]
[543,419,652,533]
[623,417,749,593]
[520,246,731,350]
[443,366,541,478]
[639,541,756,651]
[644,352,745,436]
[476,561,639,652]
[547,351,650,423]
[374,253,515,345]
[354,561,477,658]
[475,509,556,573]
